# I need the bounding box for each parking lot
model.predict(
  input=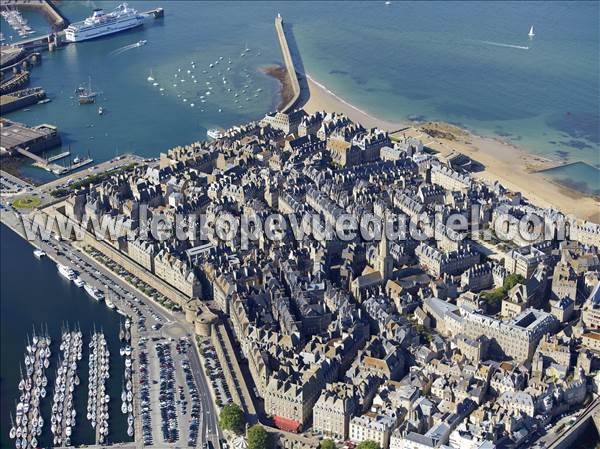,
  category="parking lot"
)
[141,335,206,446]
[0,170,33,196]
[198,340,233,407]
